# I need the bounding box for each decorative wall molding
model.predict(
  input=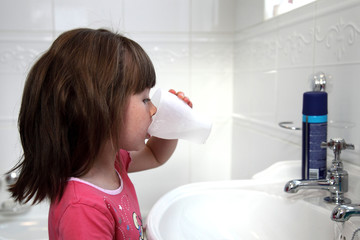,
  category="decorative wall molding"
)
[278,30,313,64]
[0,45,40,73]
[235,2,360,68]
[138,33,233,71]
[315,18,360,61]
[148,46,189,68]
[238,17,360,67]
